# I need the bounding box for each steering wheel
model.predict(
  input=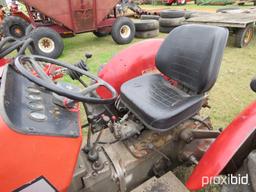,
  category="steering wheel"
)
[14,55,118,104]
[0,37,33,58]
